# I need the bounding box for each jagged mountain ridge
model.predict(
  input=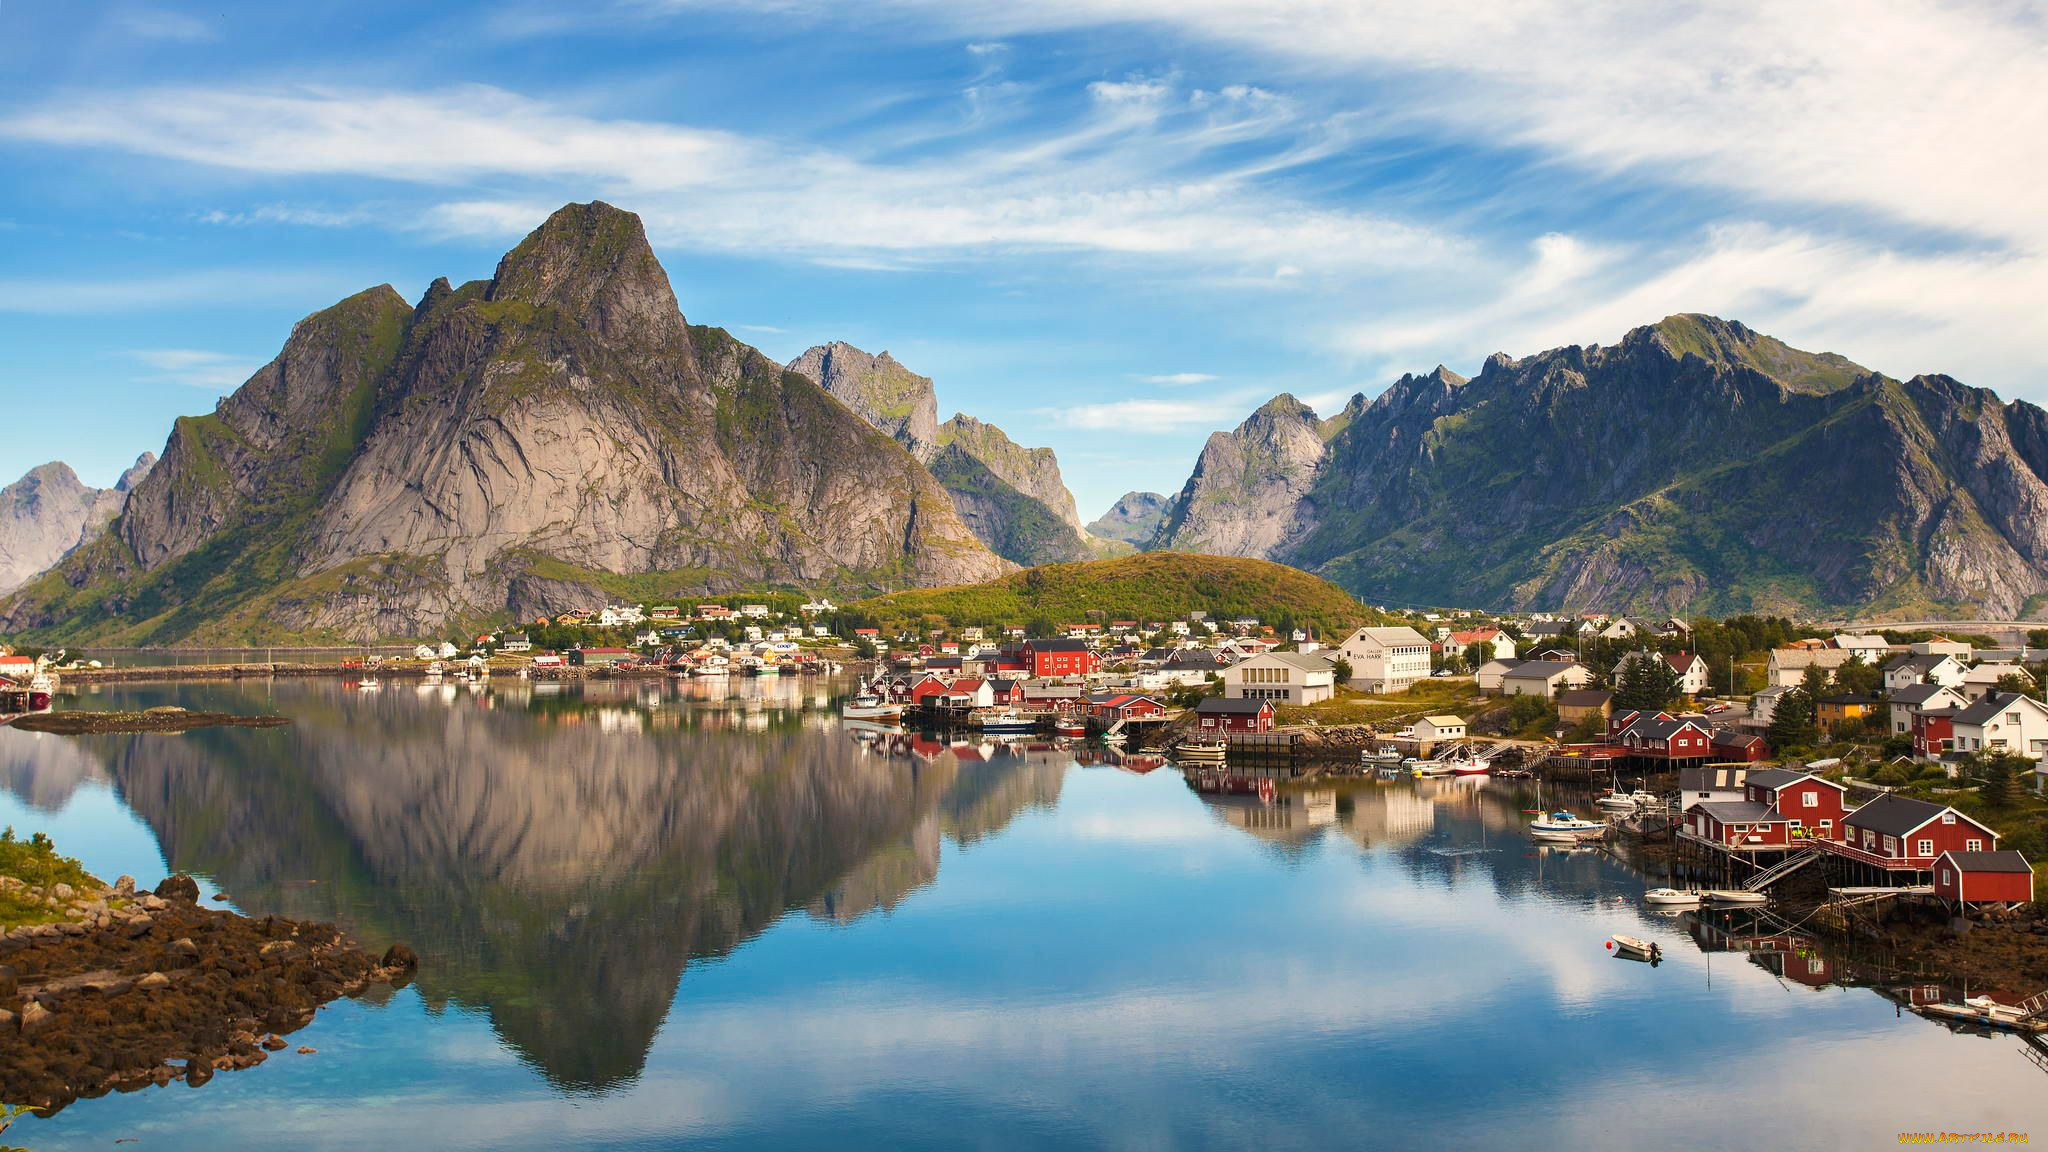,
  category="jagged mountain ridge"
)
[1150,393,1330,558]
[786,343,1103,565]
[1,202,1009,644]
[1158,315,2048,617]
[0,454,154,594]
